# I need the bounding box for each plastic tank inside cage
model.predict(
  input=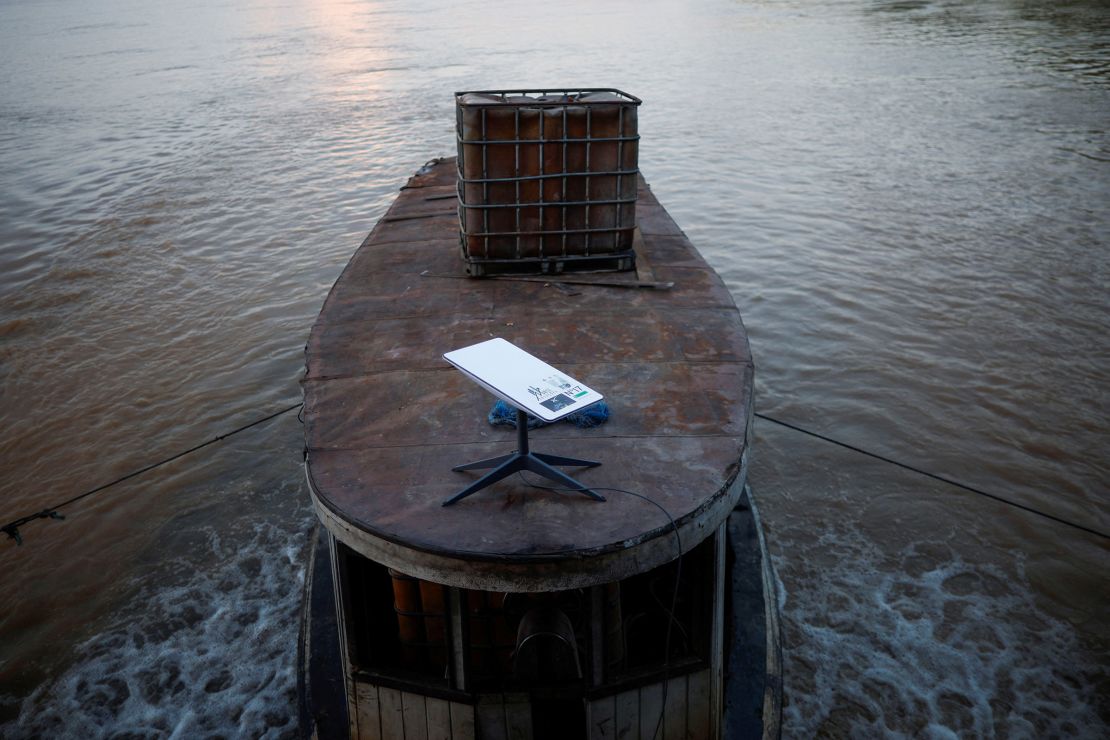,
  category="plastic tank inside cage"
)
[455,89,641,276]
